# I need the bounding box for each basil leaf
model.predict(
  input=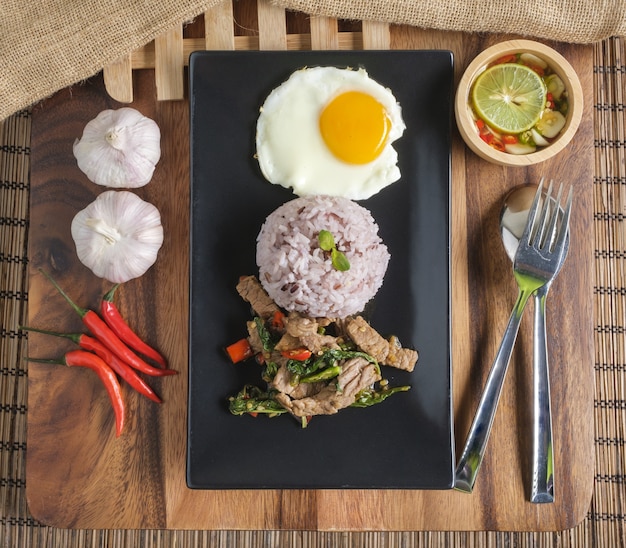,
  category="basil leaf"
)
[331,248,350,271]
[318,229,335,251]
[350,385,411,408]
